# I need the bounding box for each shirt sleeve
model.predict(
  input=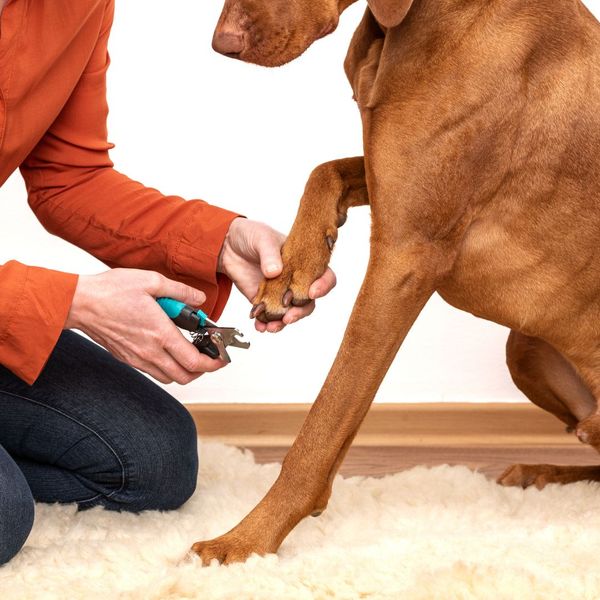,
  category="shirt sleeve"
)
[19,0,240,322]
[0,261,78,384]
